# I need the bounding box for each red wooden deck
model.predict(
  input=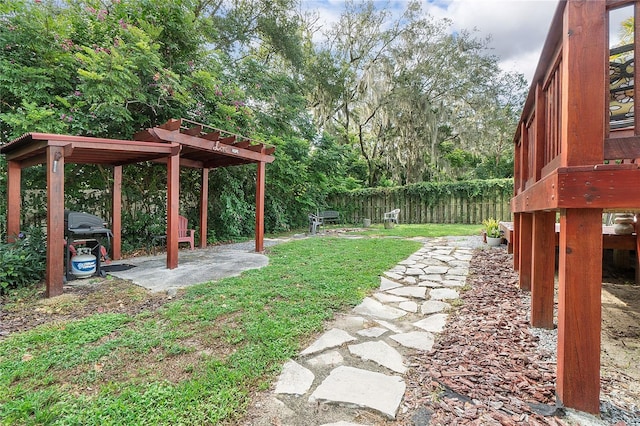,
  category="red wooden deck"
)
[510,0,640,414]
